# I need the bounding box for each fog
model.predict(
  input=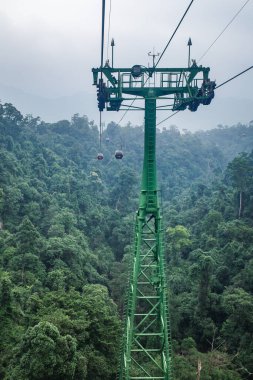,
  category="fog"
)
[0,0,252,130]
